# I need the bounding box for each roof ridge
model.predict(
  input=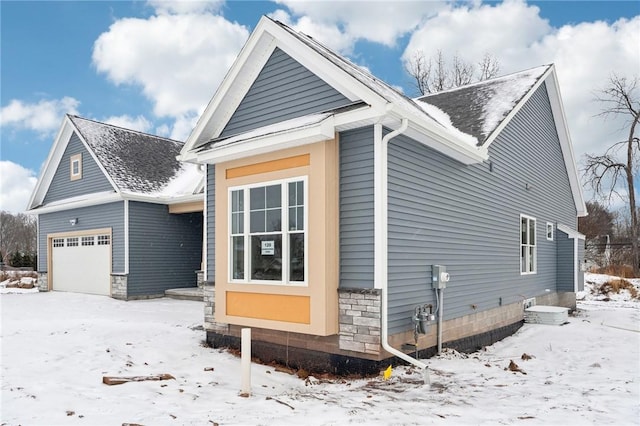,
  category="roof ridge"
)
[67,114,184,146]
